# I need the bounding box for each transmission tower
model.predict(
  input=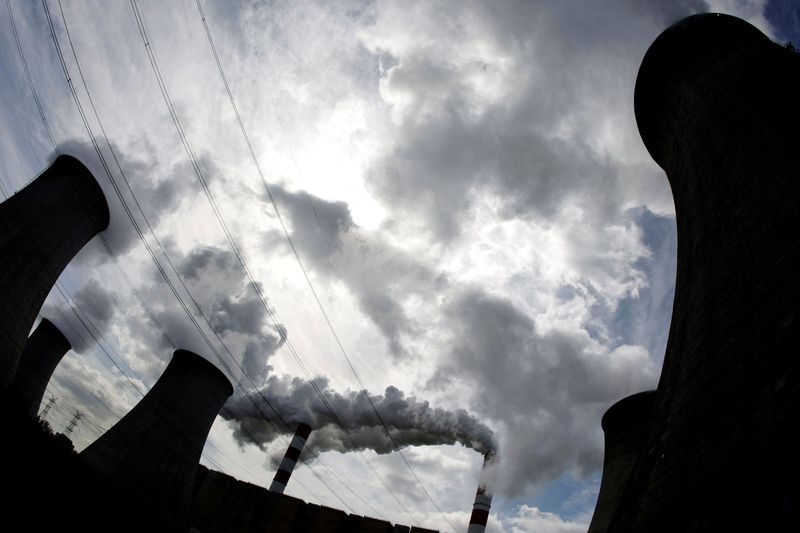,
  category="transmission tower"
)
[40,396,57,419]
[64,410,83,437]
